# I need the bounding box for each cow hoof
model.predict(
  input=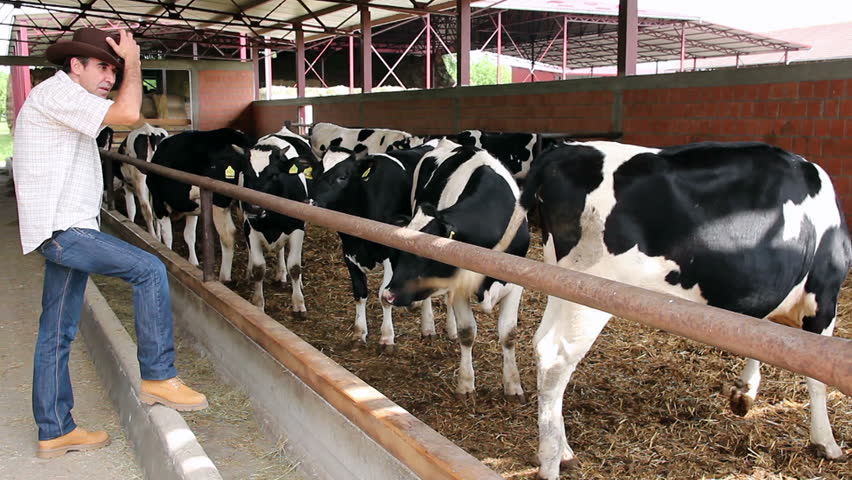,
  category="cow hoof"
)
[350,340,366,351]
[810,443,848,461]
[291,311,307,321]
[378,344,396,355]
[504,392,526,403]
[727,379,753,416]
[421,333,437,343]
